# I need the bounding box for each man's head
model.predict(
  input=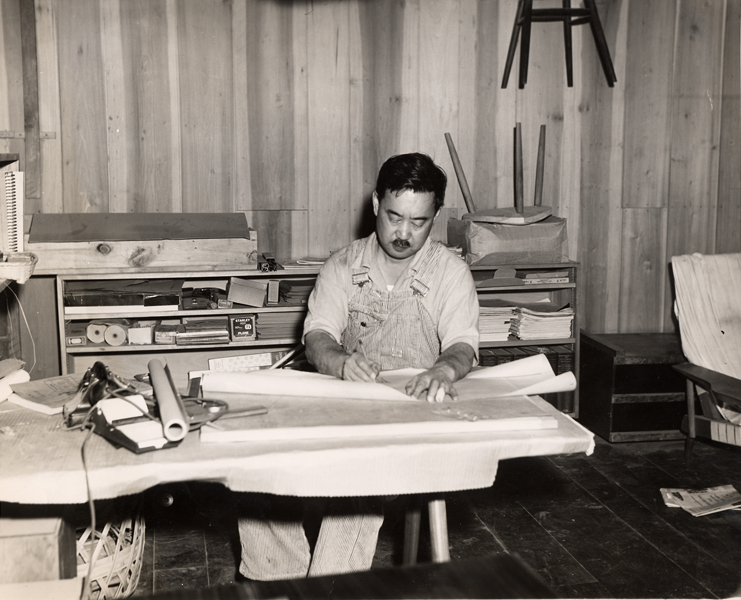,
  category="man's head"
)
[372,153,447,261]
